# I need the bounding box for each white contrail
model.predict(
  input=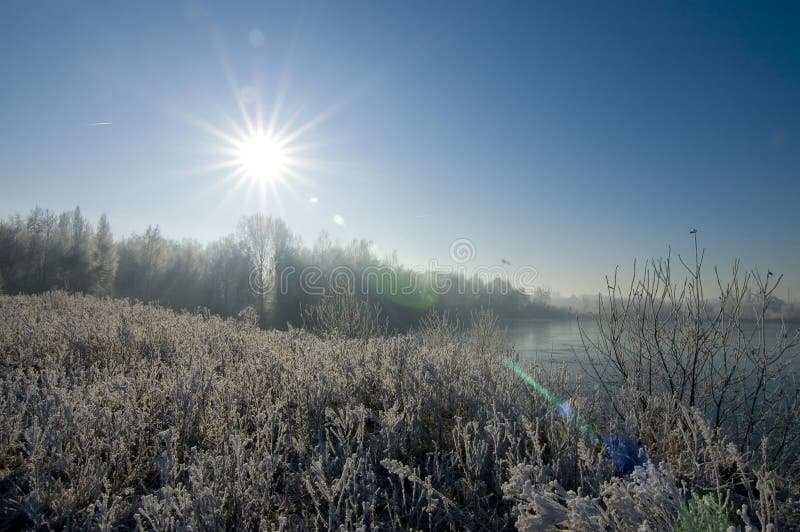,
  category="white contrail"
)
[87,122,112,126]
